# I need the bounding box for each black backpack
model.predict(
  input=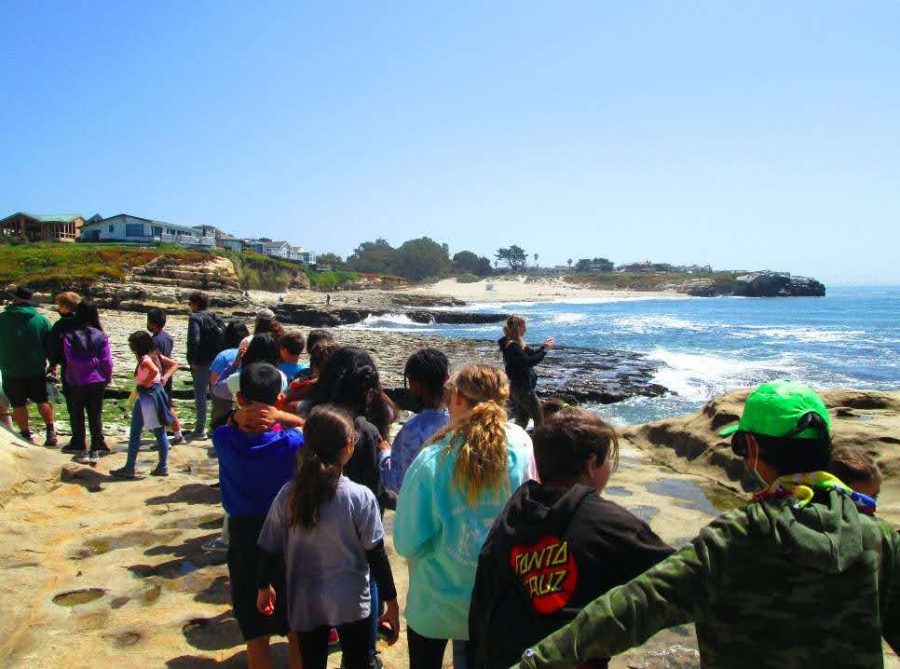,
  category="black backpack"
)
[200,312,227,358]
